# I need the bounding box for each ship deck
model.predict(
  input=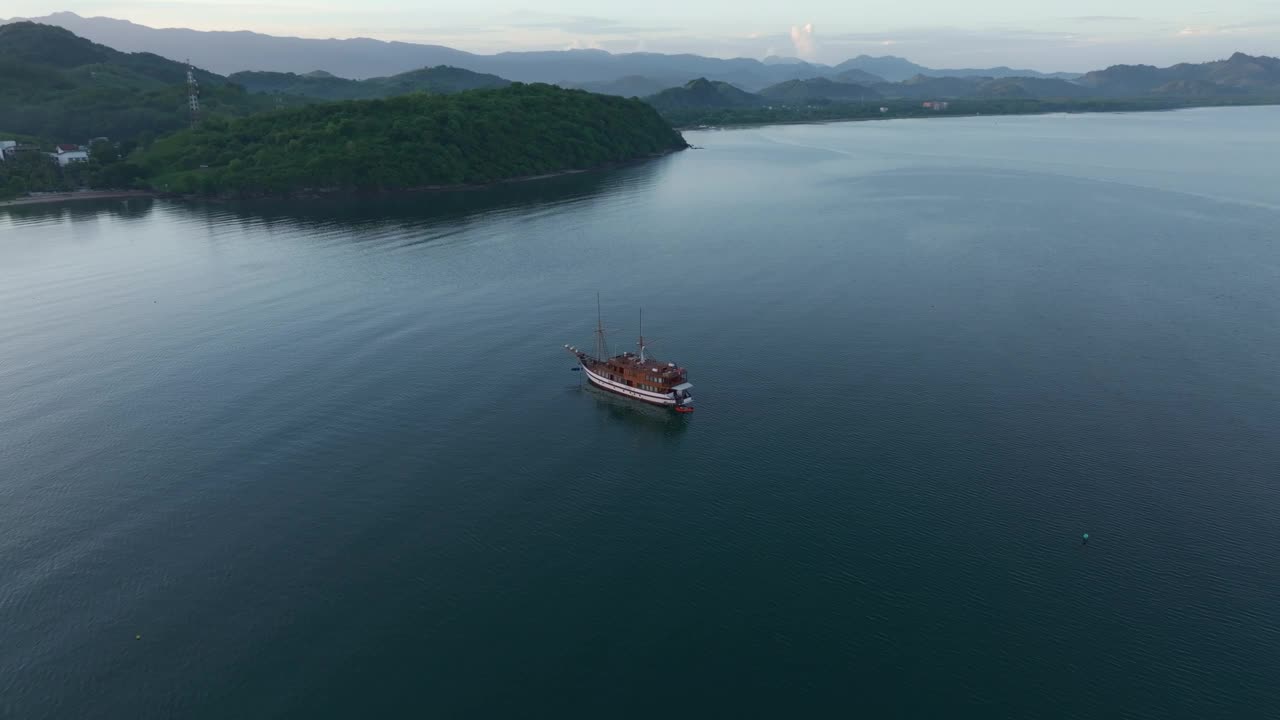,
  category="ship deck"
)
[587,352,684,378]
